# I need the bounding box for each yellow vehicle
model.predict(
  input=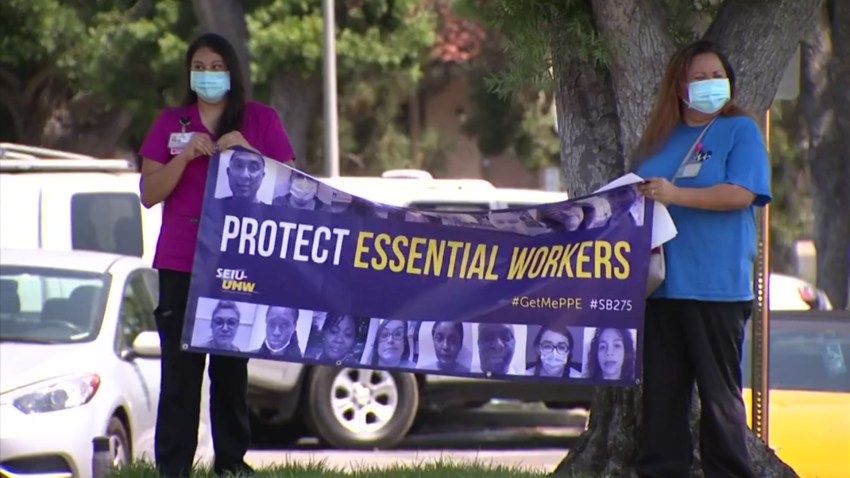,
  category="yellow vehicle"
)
[742,312,850,478]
